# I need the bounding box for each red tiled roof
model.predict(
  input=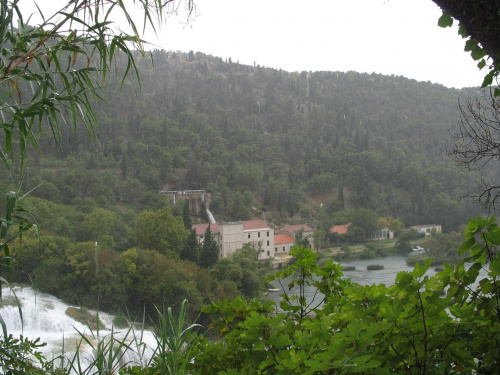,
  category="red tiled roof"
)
[192,223,219,236]
[330,224,349,235]
[284,224,313,233]
[274,234,294,245]
[243,220,270,230]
